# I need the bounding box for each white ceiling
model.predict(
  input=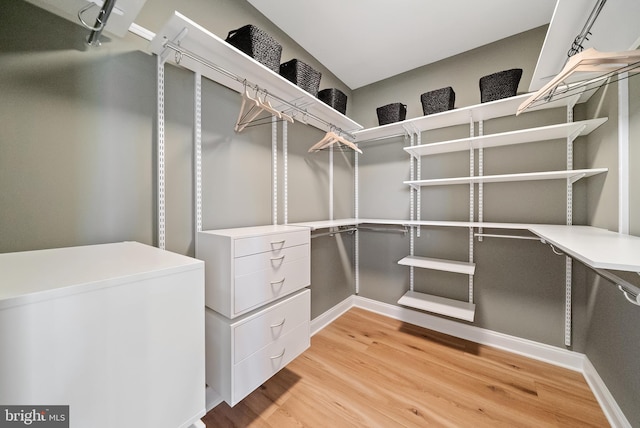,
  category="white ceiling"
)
[248,0,558,89]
